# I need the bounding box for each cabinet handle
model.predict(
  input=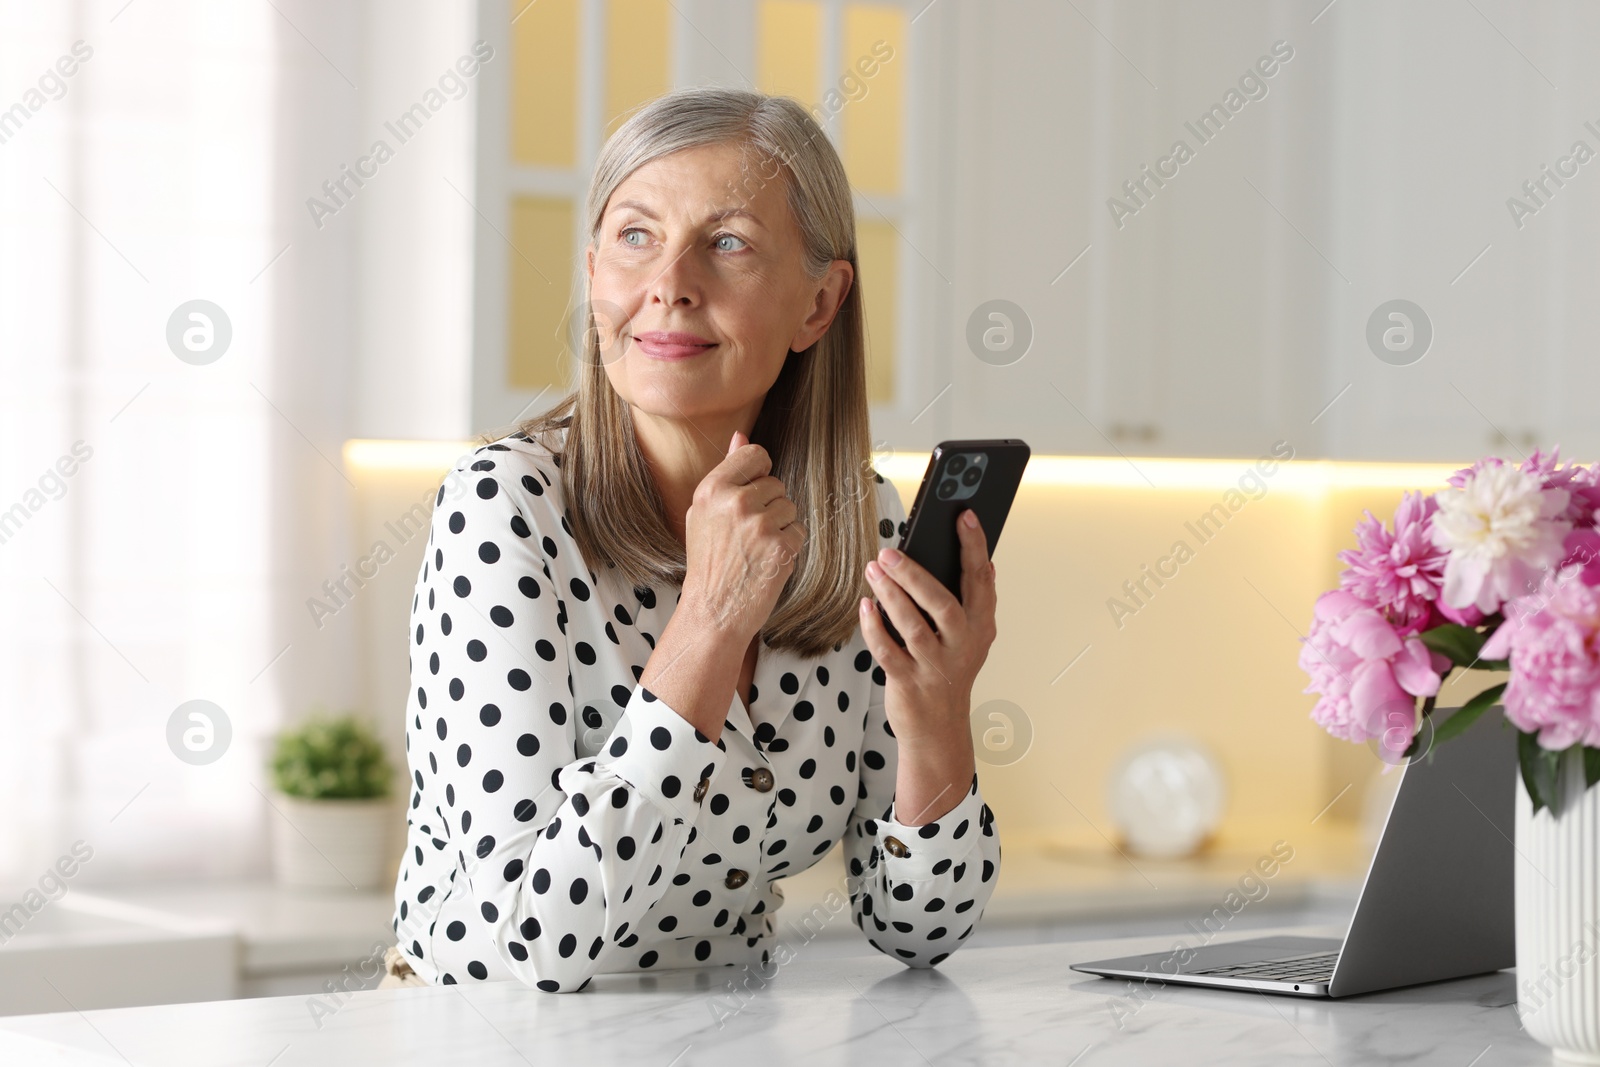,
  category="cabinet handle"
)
[1484,428,1539,449]
[1109,422,1160,443]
